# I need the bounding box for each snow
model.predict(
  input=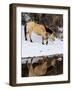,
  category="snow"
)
[21,25,63,58]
